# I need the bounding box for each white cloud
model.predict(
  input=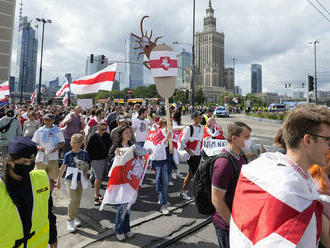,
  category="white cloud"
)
[11,0,330,95]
